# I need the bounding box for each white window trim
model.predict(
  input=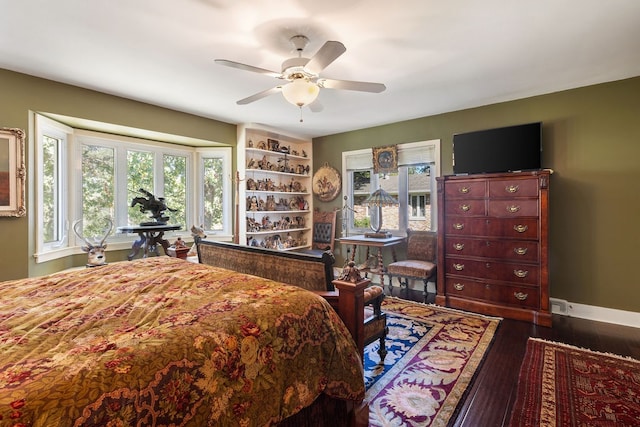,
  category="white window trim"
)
[32,113,232,263]
[34,115,74,262]
[341,139,440,236]
[195,147,233,241]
